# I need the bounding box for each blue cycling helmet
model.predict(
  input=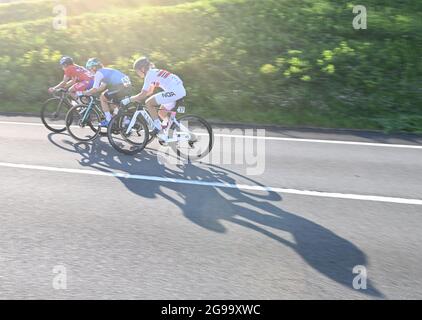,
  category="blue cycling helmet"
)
[86,57,102,70]
[59,56,73,66]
